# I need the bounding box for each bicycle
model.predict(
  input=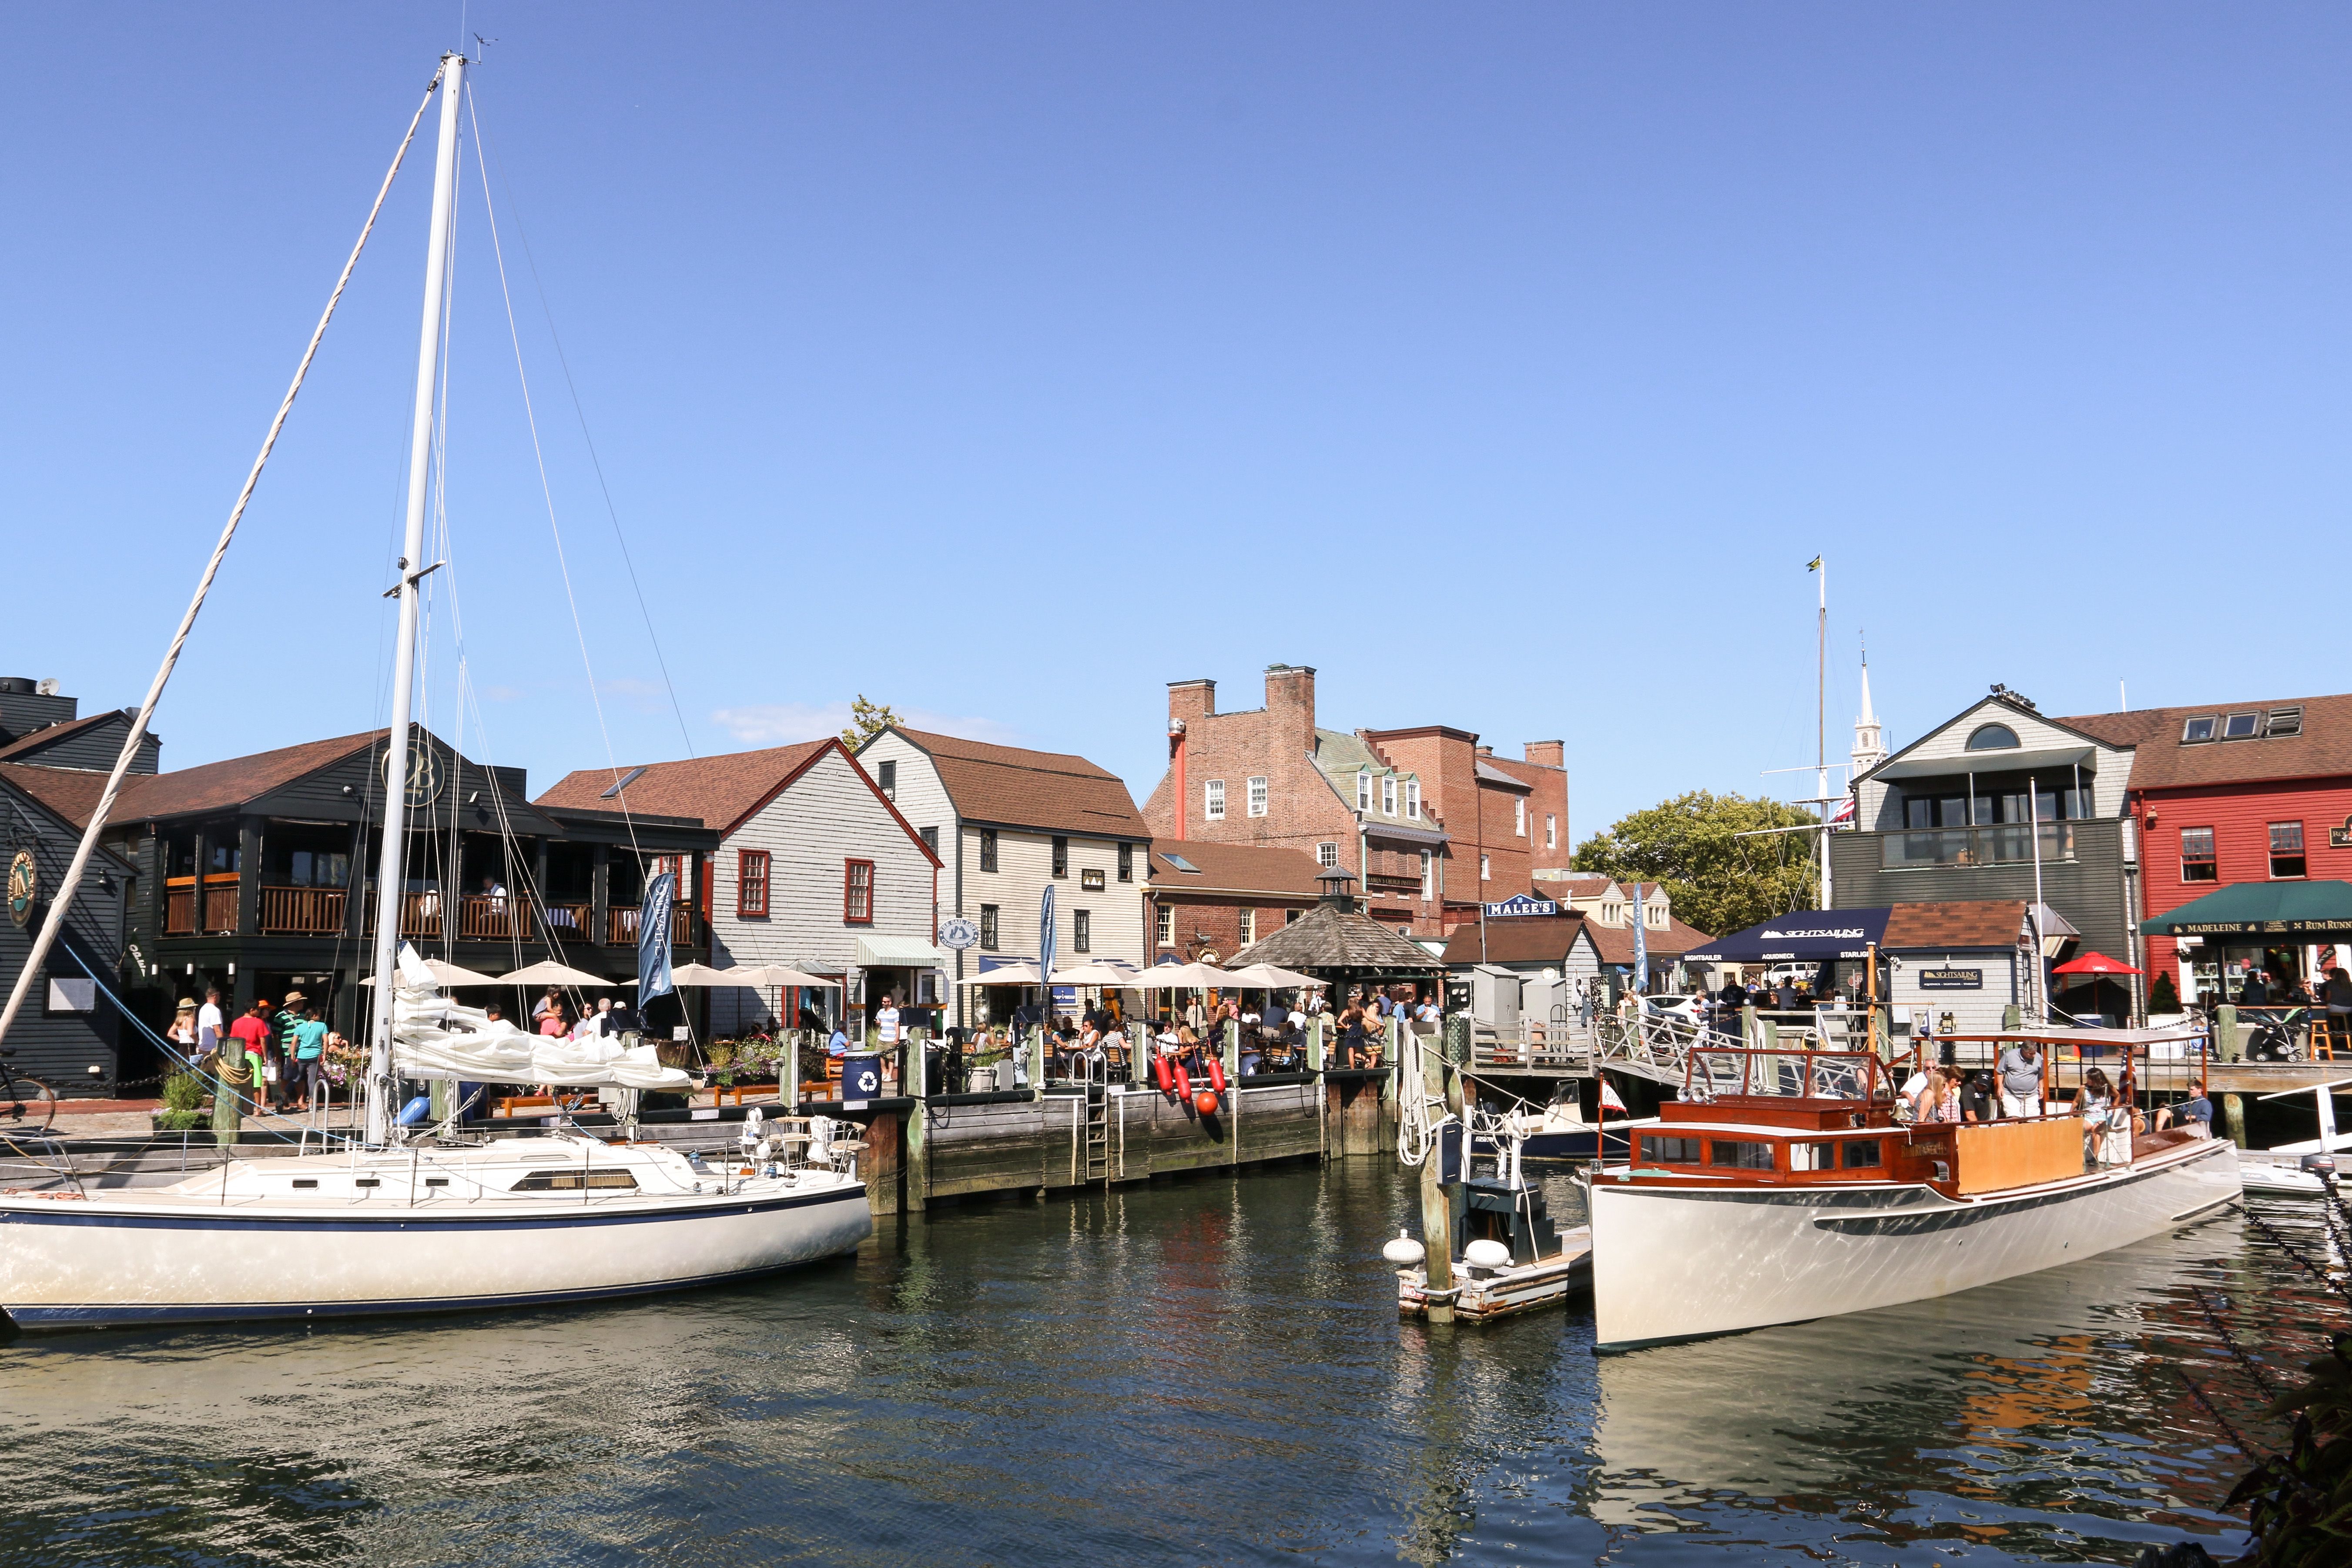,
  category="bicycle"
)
[0,1047,59,1135]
